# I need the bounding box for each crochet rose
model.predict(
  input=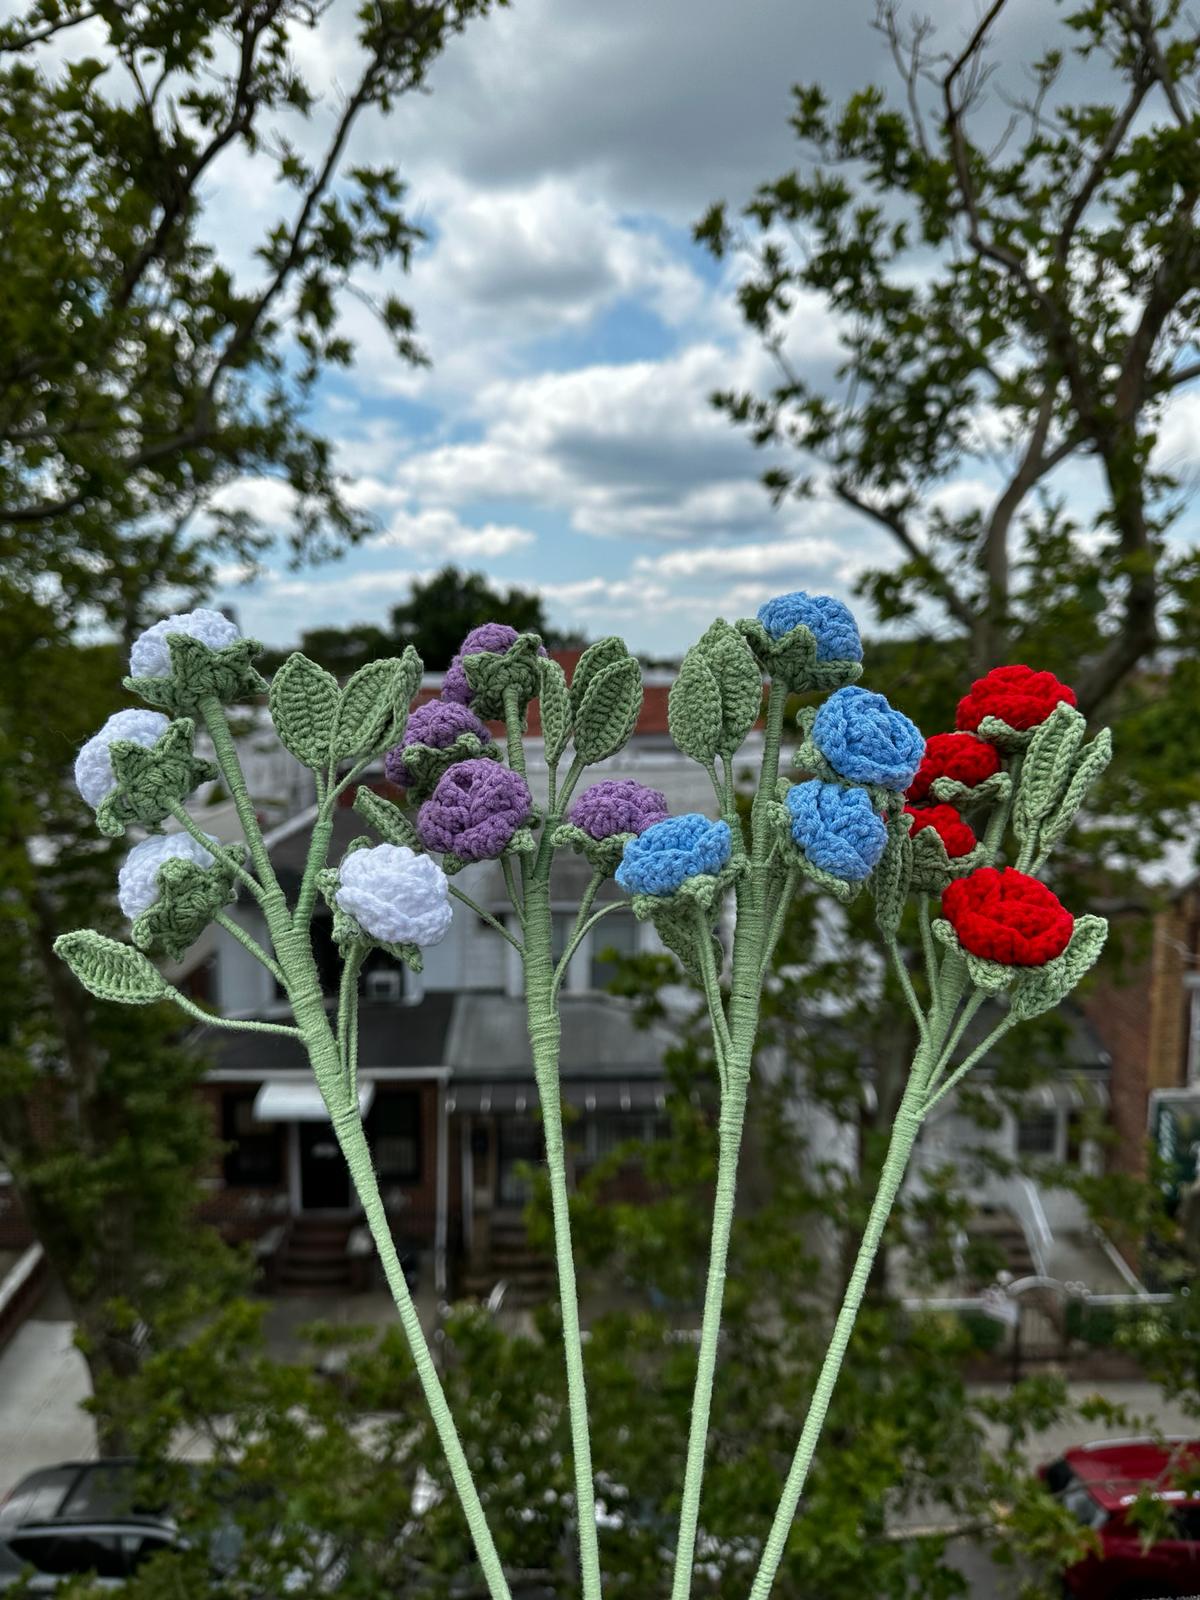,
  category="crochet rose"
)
[756,592,863,662]
[74,709,171,809]
[384,700,493,787]
[417,758,533,862]
[130,607,241,680]
[568,780,669,841]
[904,803,977,859]
[335,844,452,947]
[117,831,219,920]
[941,866,1073,966]
[441,623,546,705]
[785,780,887,881]
[811,686,924,791]
[615,813,731,897]
[956,665,1077,737]
[906,732,1001,804]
